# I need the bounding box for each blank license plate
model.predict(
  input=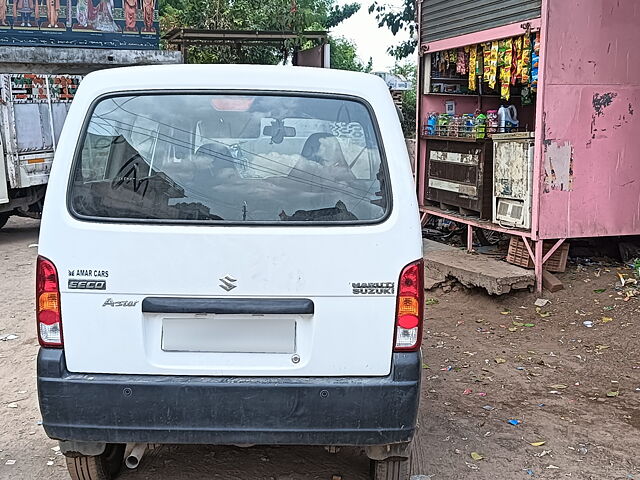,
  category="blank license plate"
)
[161,316,296,353]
